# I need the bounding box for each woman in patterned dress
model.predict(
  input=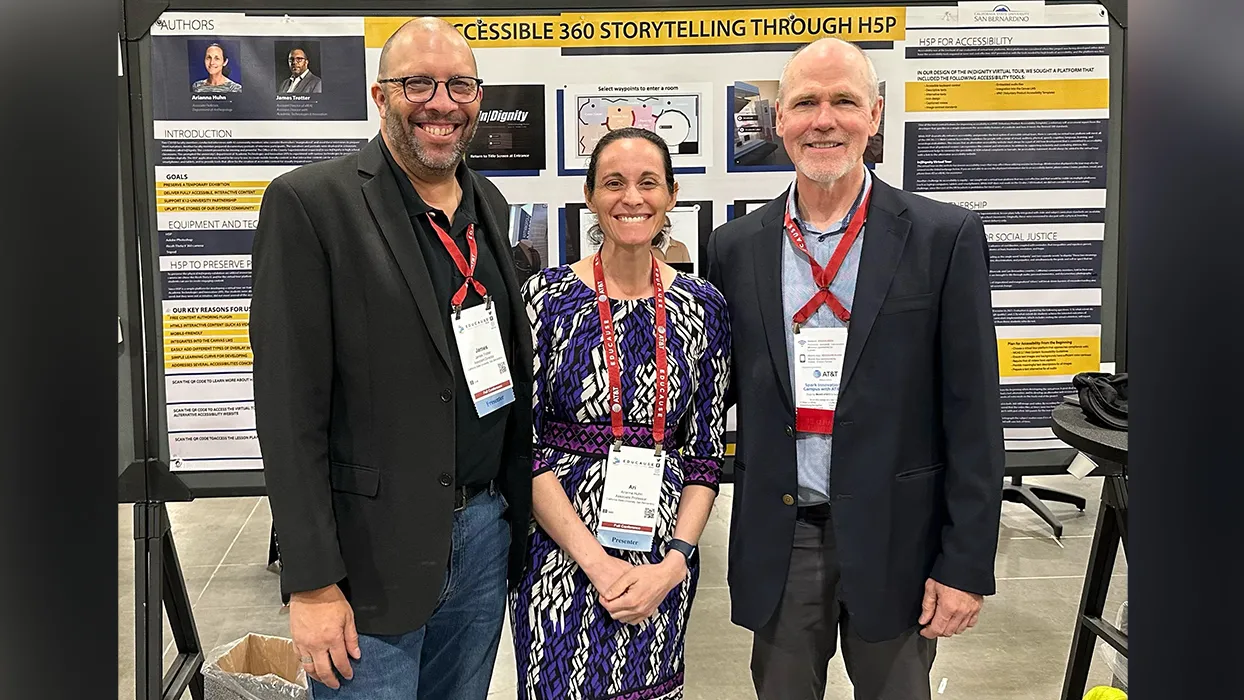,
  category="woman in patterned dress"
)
[509,127,731,700]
